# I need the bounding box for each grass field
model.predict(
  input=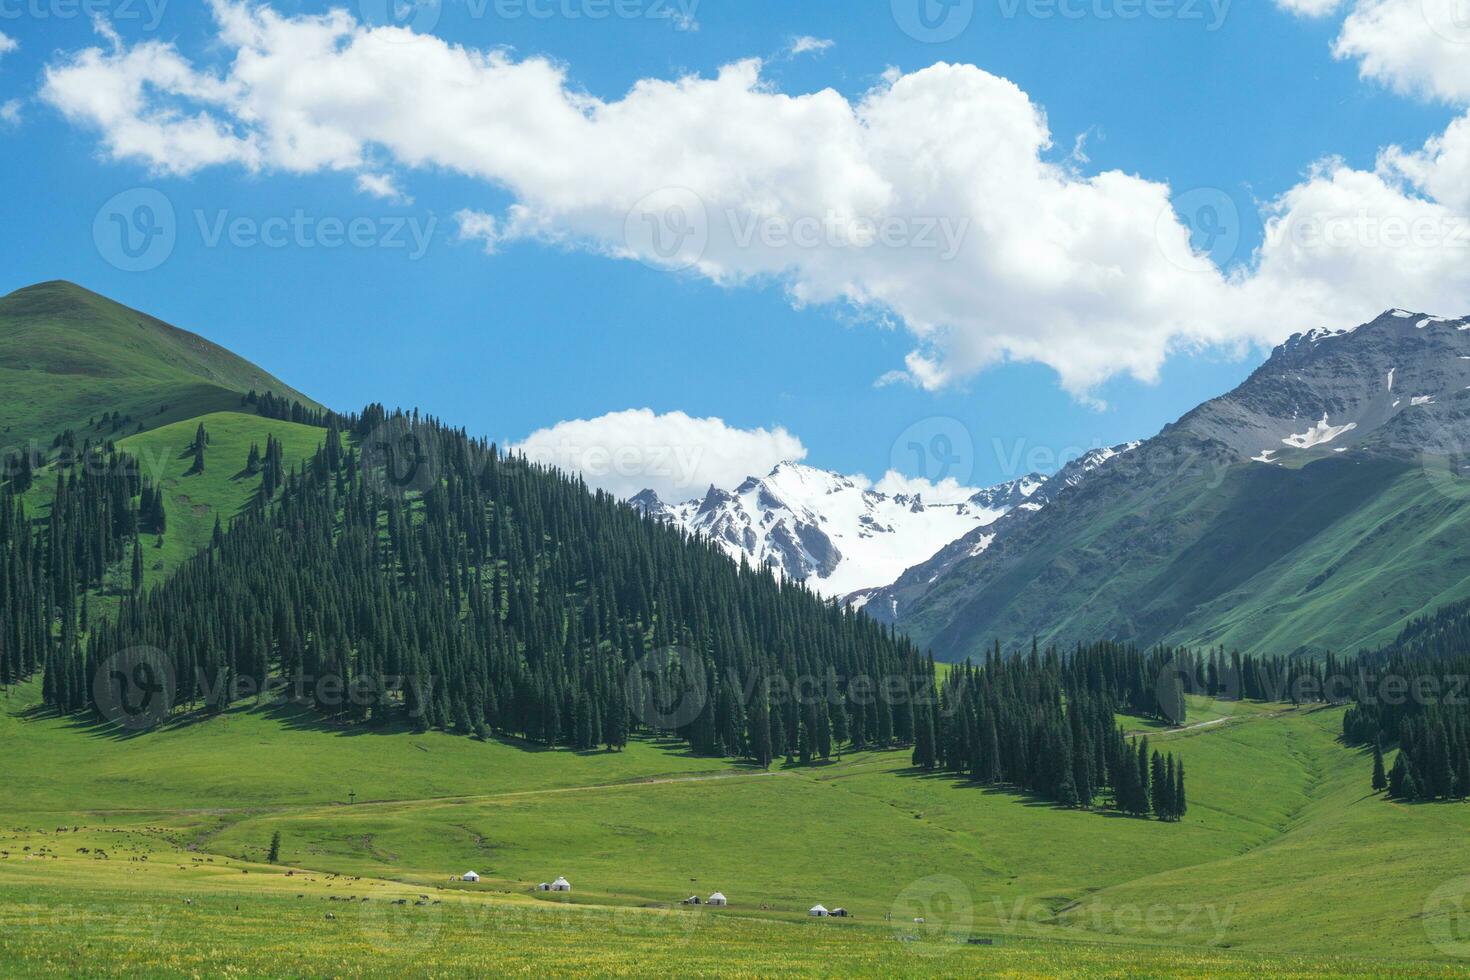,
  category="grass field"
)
[2,682,1467,976]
